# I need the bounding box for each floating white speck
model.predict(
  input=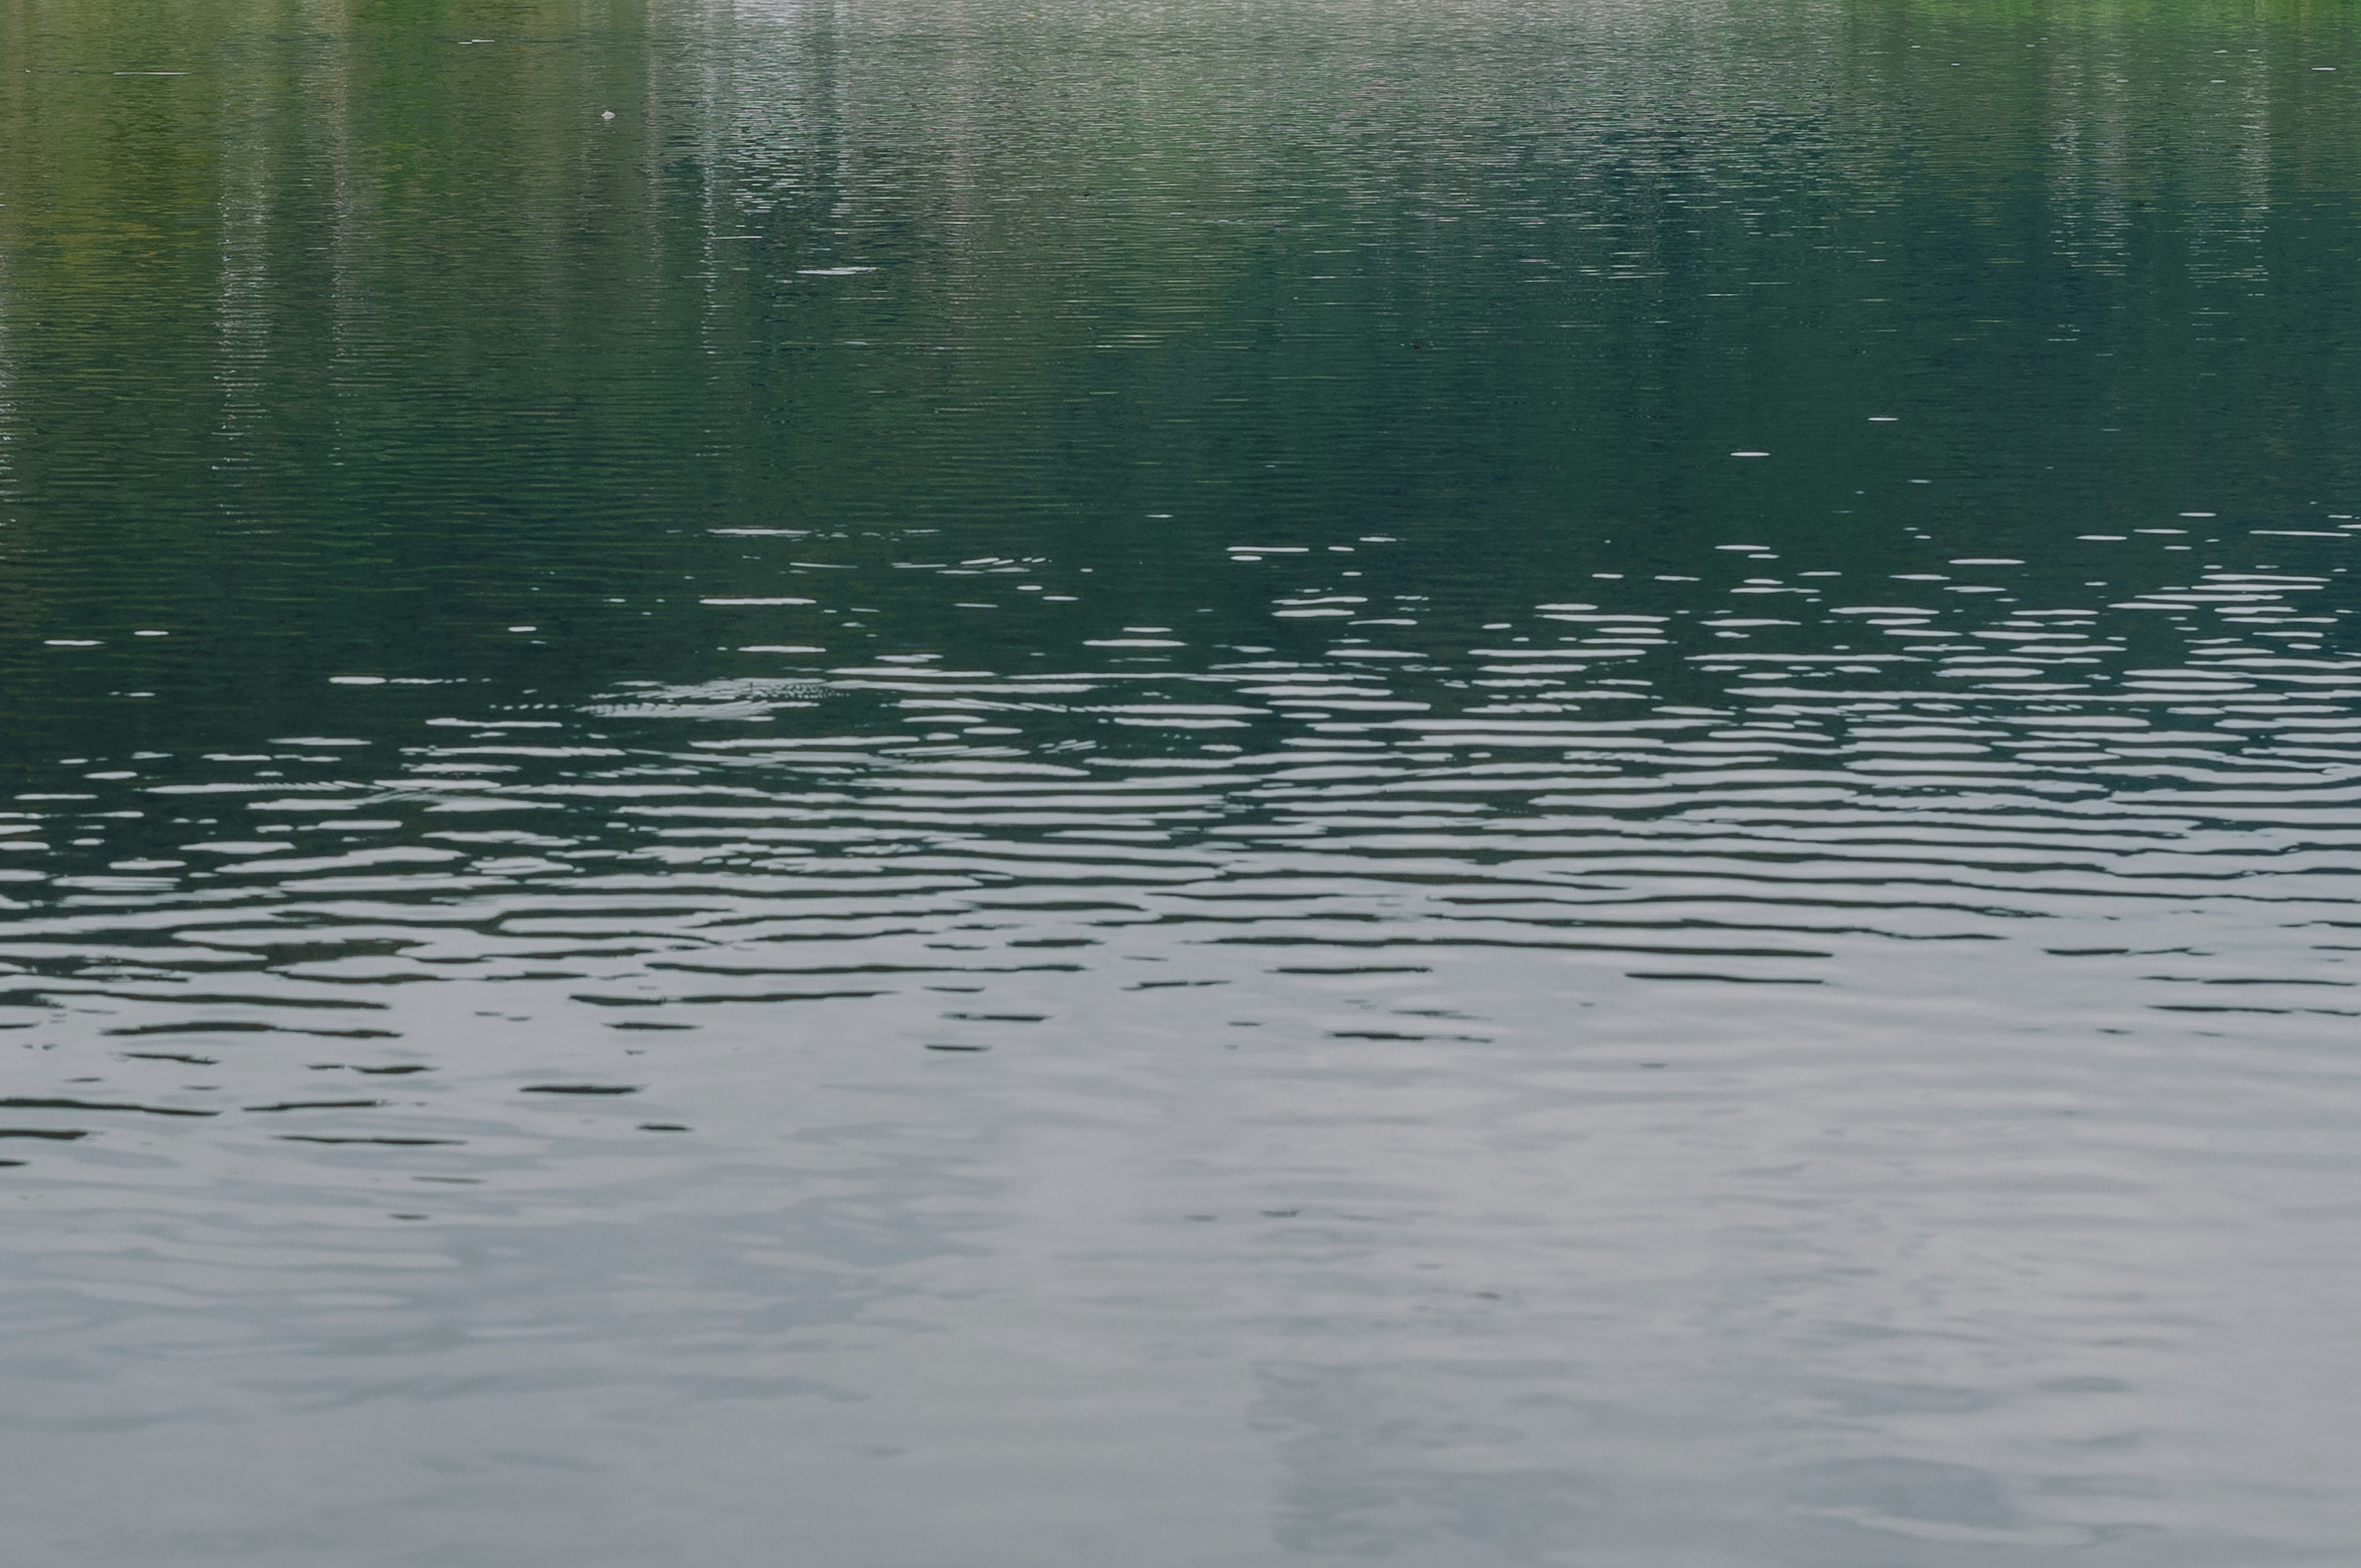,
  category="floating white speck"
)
[700,597,814,606]
[601,109,615,120]
[1731,451,1770,458]
[330,676,386,685]
[797,266,876,276]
